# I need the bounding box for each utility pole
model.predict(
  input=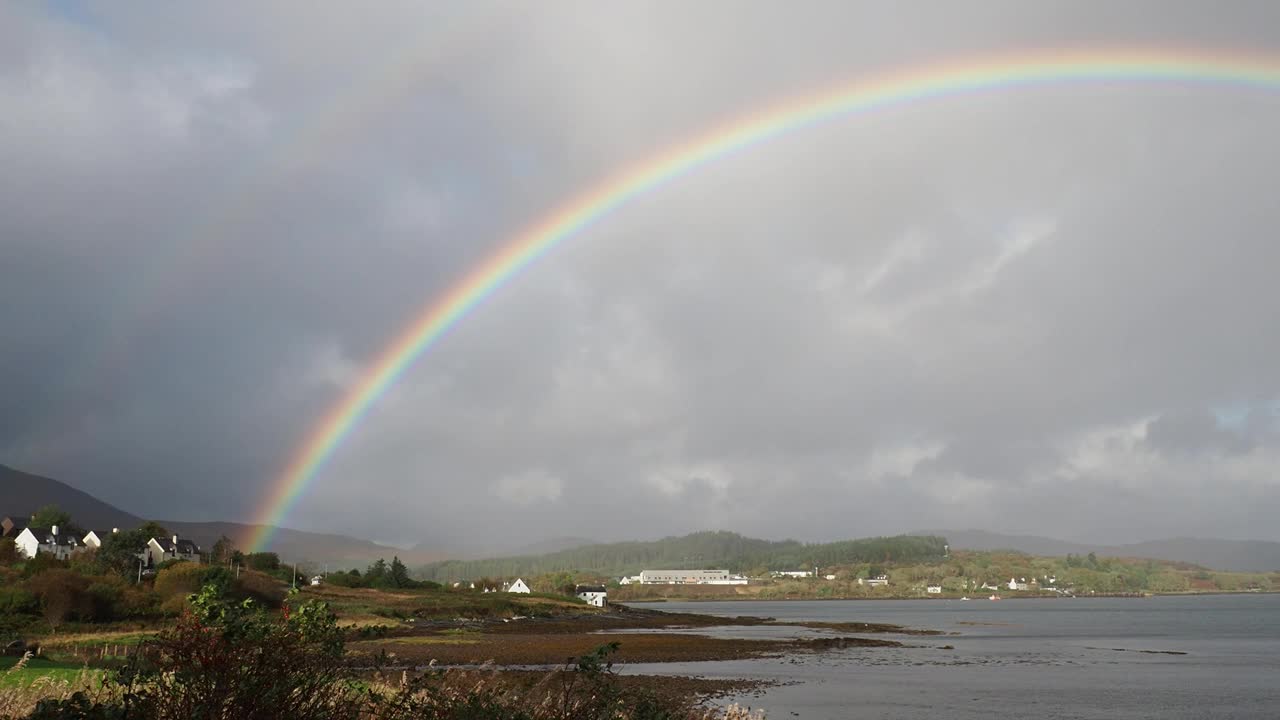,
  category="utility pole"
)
[292,562,297,590]
[137,558,143,584]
